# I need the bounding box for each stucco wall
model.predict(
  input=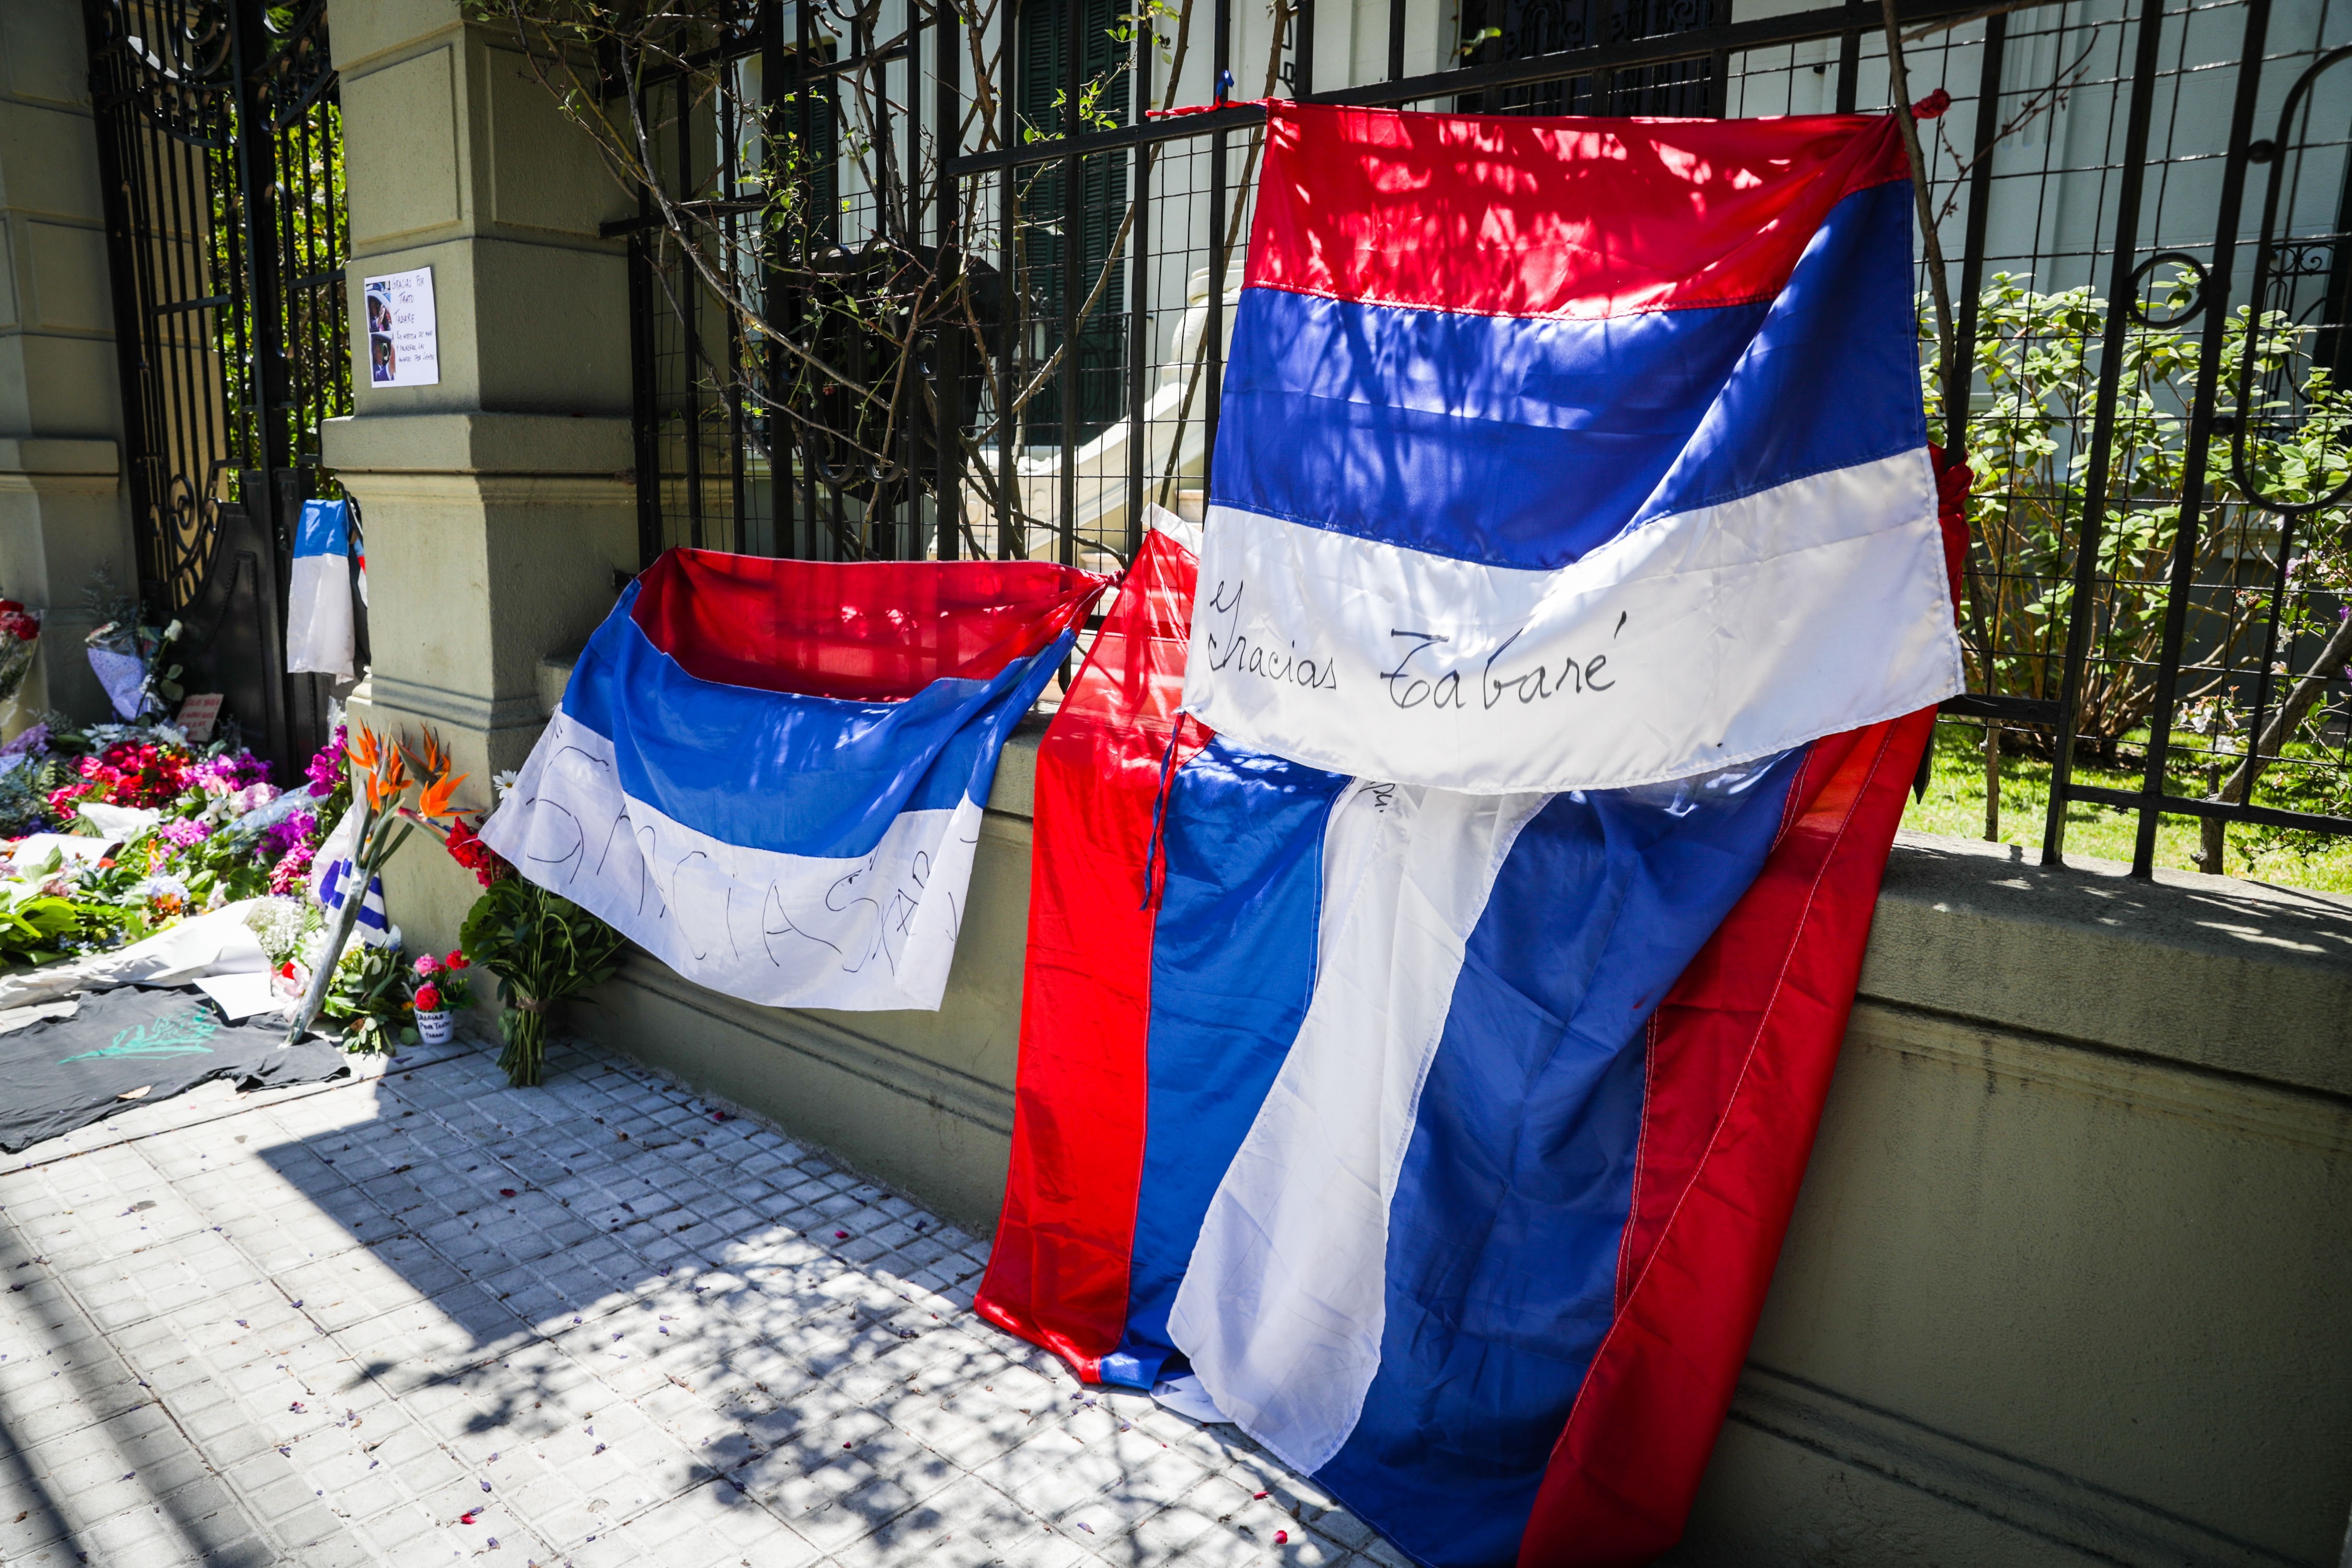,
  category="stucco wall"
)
[562,720,2352,1566]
